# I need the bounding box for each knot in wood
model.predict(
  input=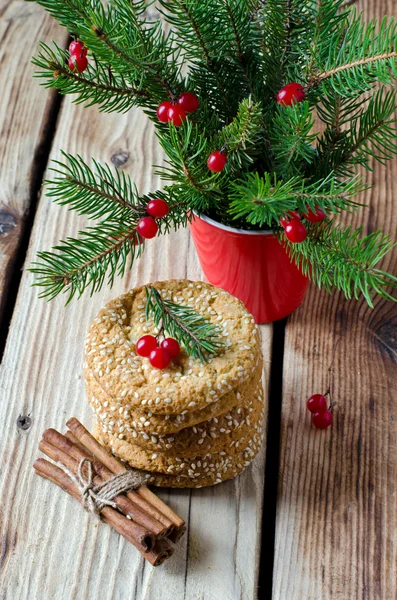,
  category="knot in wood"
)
[111,151,130,168]
[17,415,32,430]
[0,208,17,237]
